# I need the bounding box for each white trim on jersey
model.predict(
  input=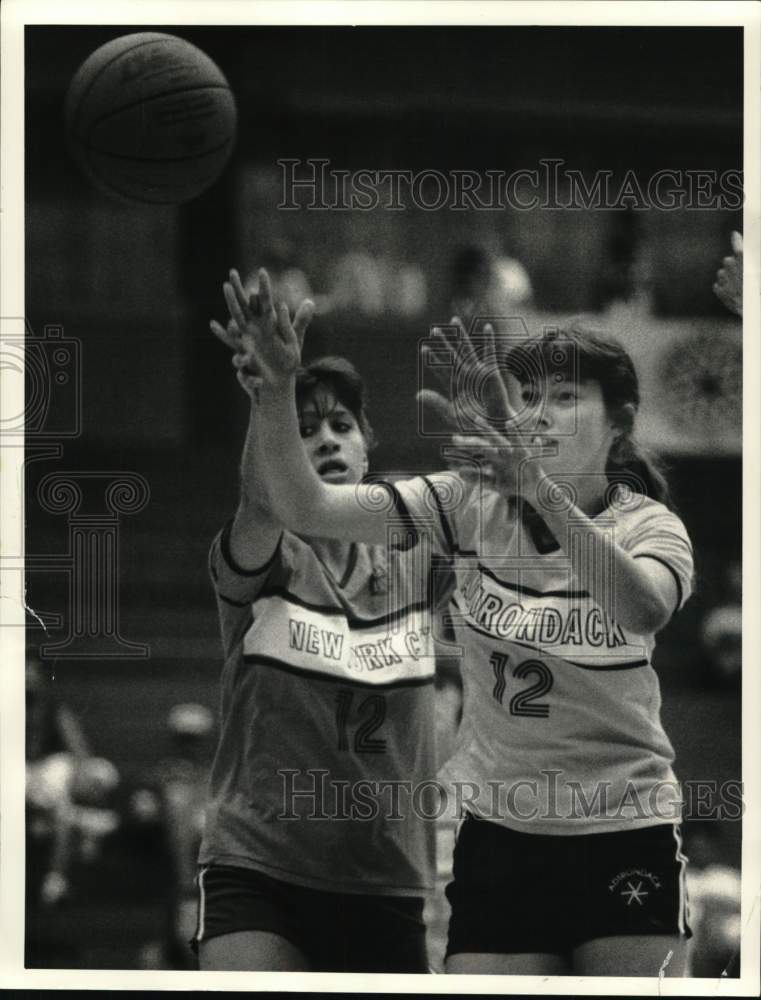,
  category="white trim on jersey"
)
[244,595,437,686]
